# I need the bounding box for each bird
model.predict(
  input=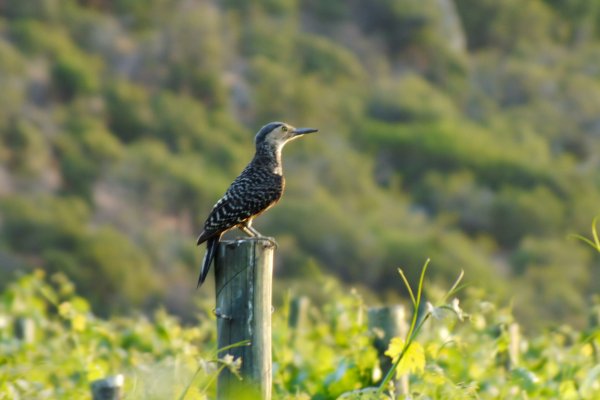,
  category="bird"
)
[196,121,318,287]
